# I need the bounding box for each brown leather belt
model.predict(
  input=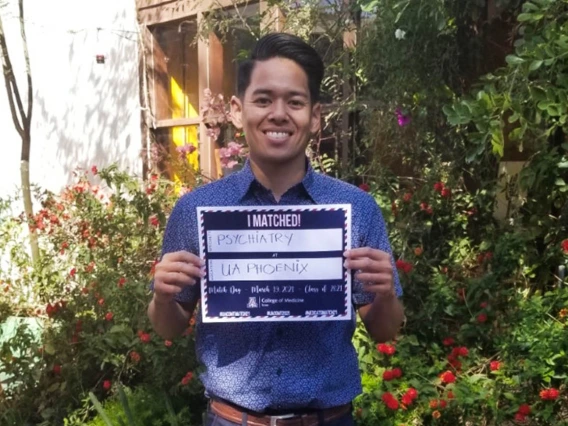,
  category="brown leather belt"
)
[209,399,352,426]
